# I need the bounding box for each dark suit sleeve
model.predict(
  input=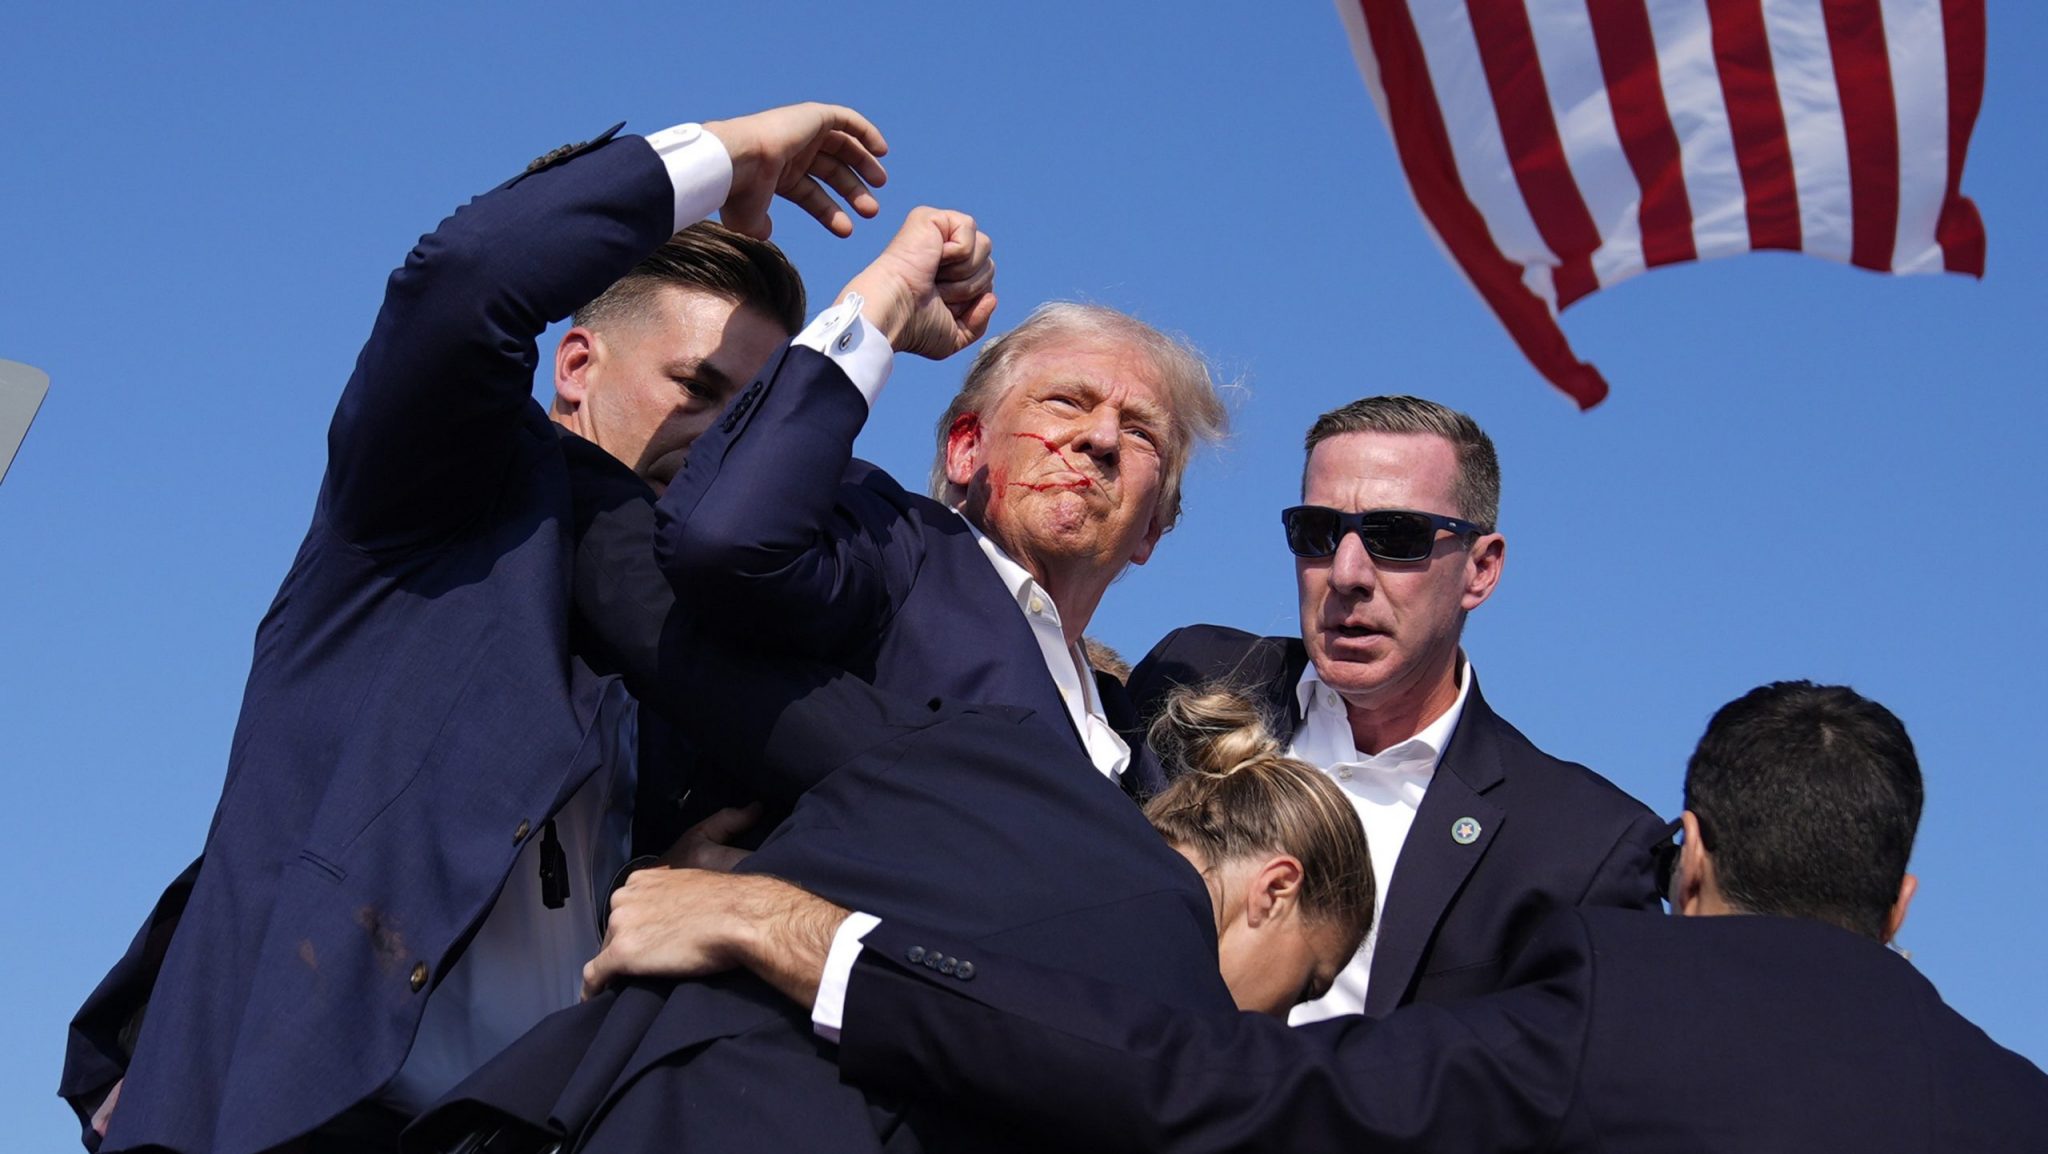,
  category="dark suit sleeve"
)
[652,344,917,656]
[1576,808,1668,913]
[837,911,1593,1154]
[321,128,677,553]
[1126,626,1193,726]
[60,857,203,1145]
